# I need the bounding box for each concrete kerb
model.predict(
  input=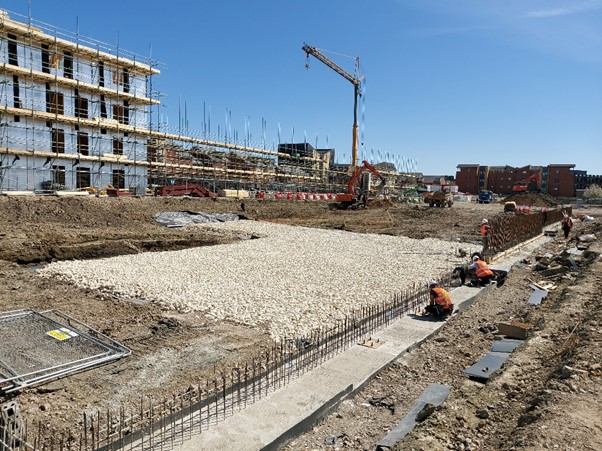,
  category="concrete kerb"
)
[173,235,551,451]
